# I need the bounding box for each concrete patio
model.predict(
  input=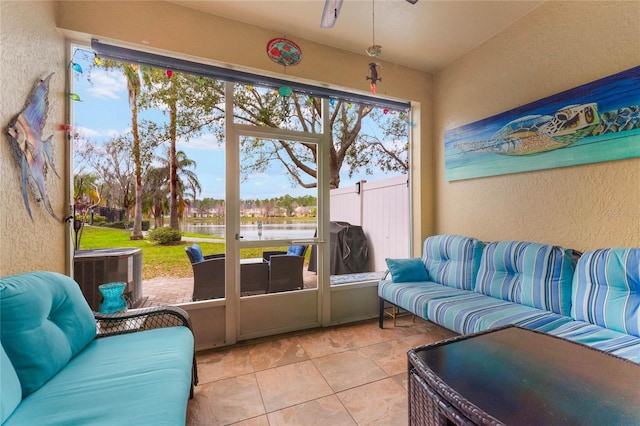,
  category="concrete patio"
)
[139,269,384,307]
[140,270,320,307]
